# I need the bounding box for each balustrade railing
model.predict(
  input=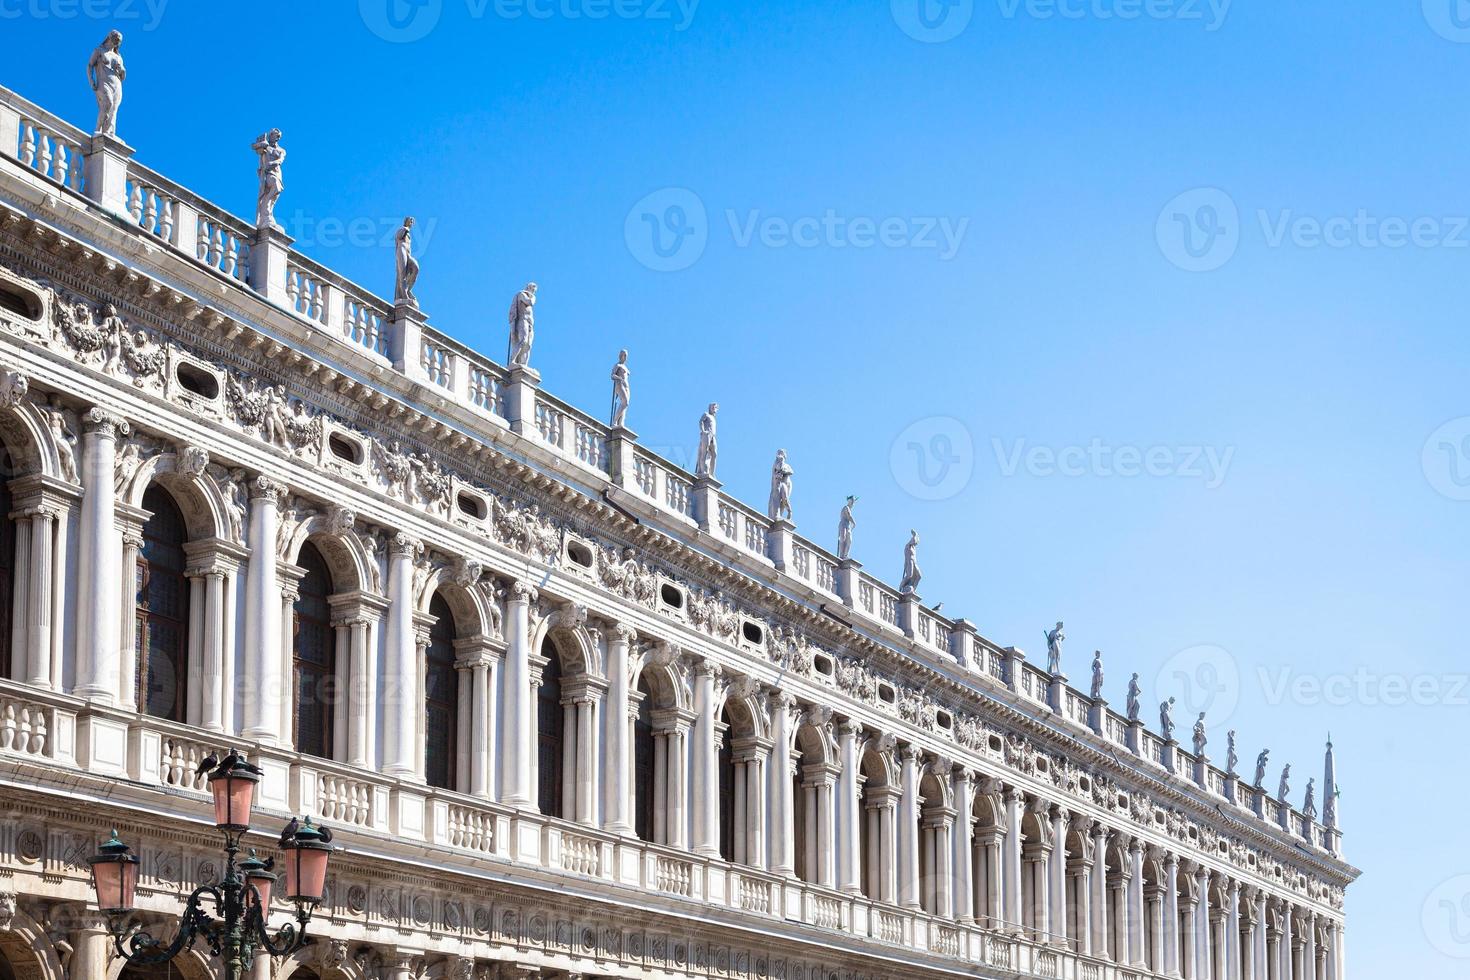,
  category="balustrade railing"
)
[16,115,84,191]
